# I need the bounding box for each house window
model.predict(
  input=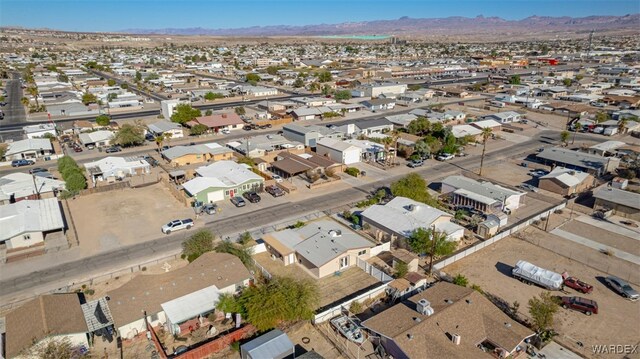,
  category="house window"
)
[339,256,349,269]
[23,234,31,240]
[235,283,244,292]
[225,190,230,196]
[149,313,158,322]
[358,250,366,256]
